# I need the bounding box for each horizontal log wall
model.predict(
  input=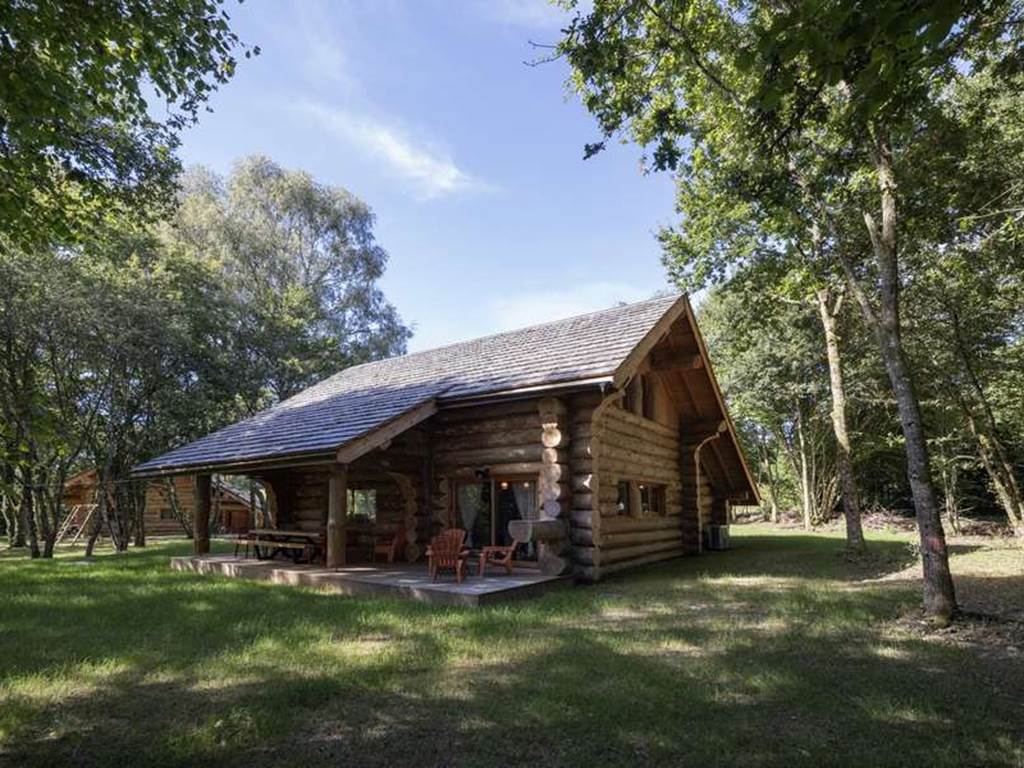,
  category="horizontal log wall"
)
[144,476,194,536]
[144,476,252,535]
[284,466,411,536]
[429,400,544,534]
[580,402,687,577]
